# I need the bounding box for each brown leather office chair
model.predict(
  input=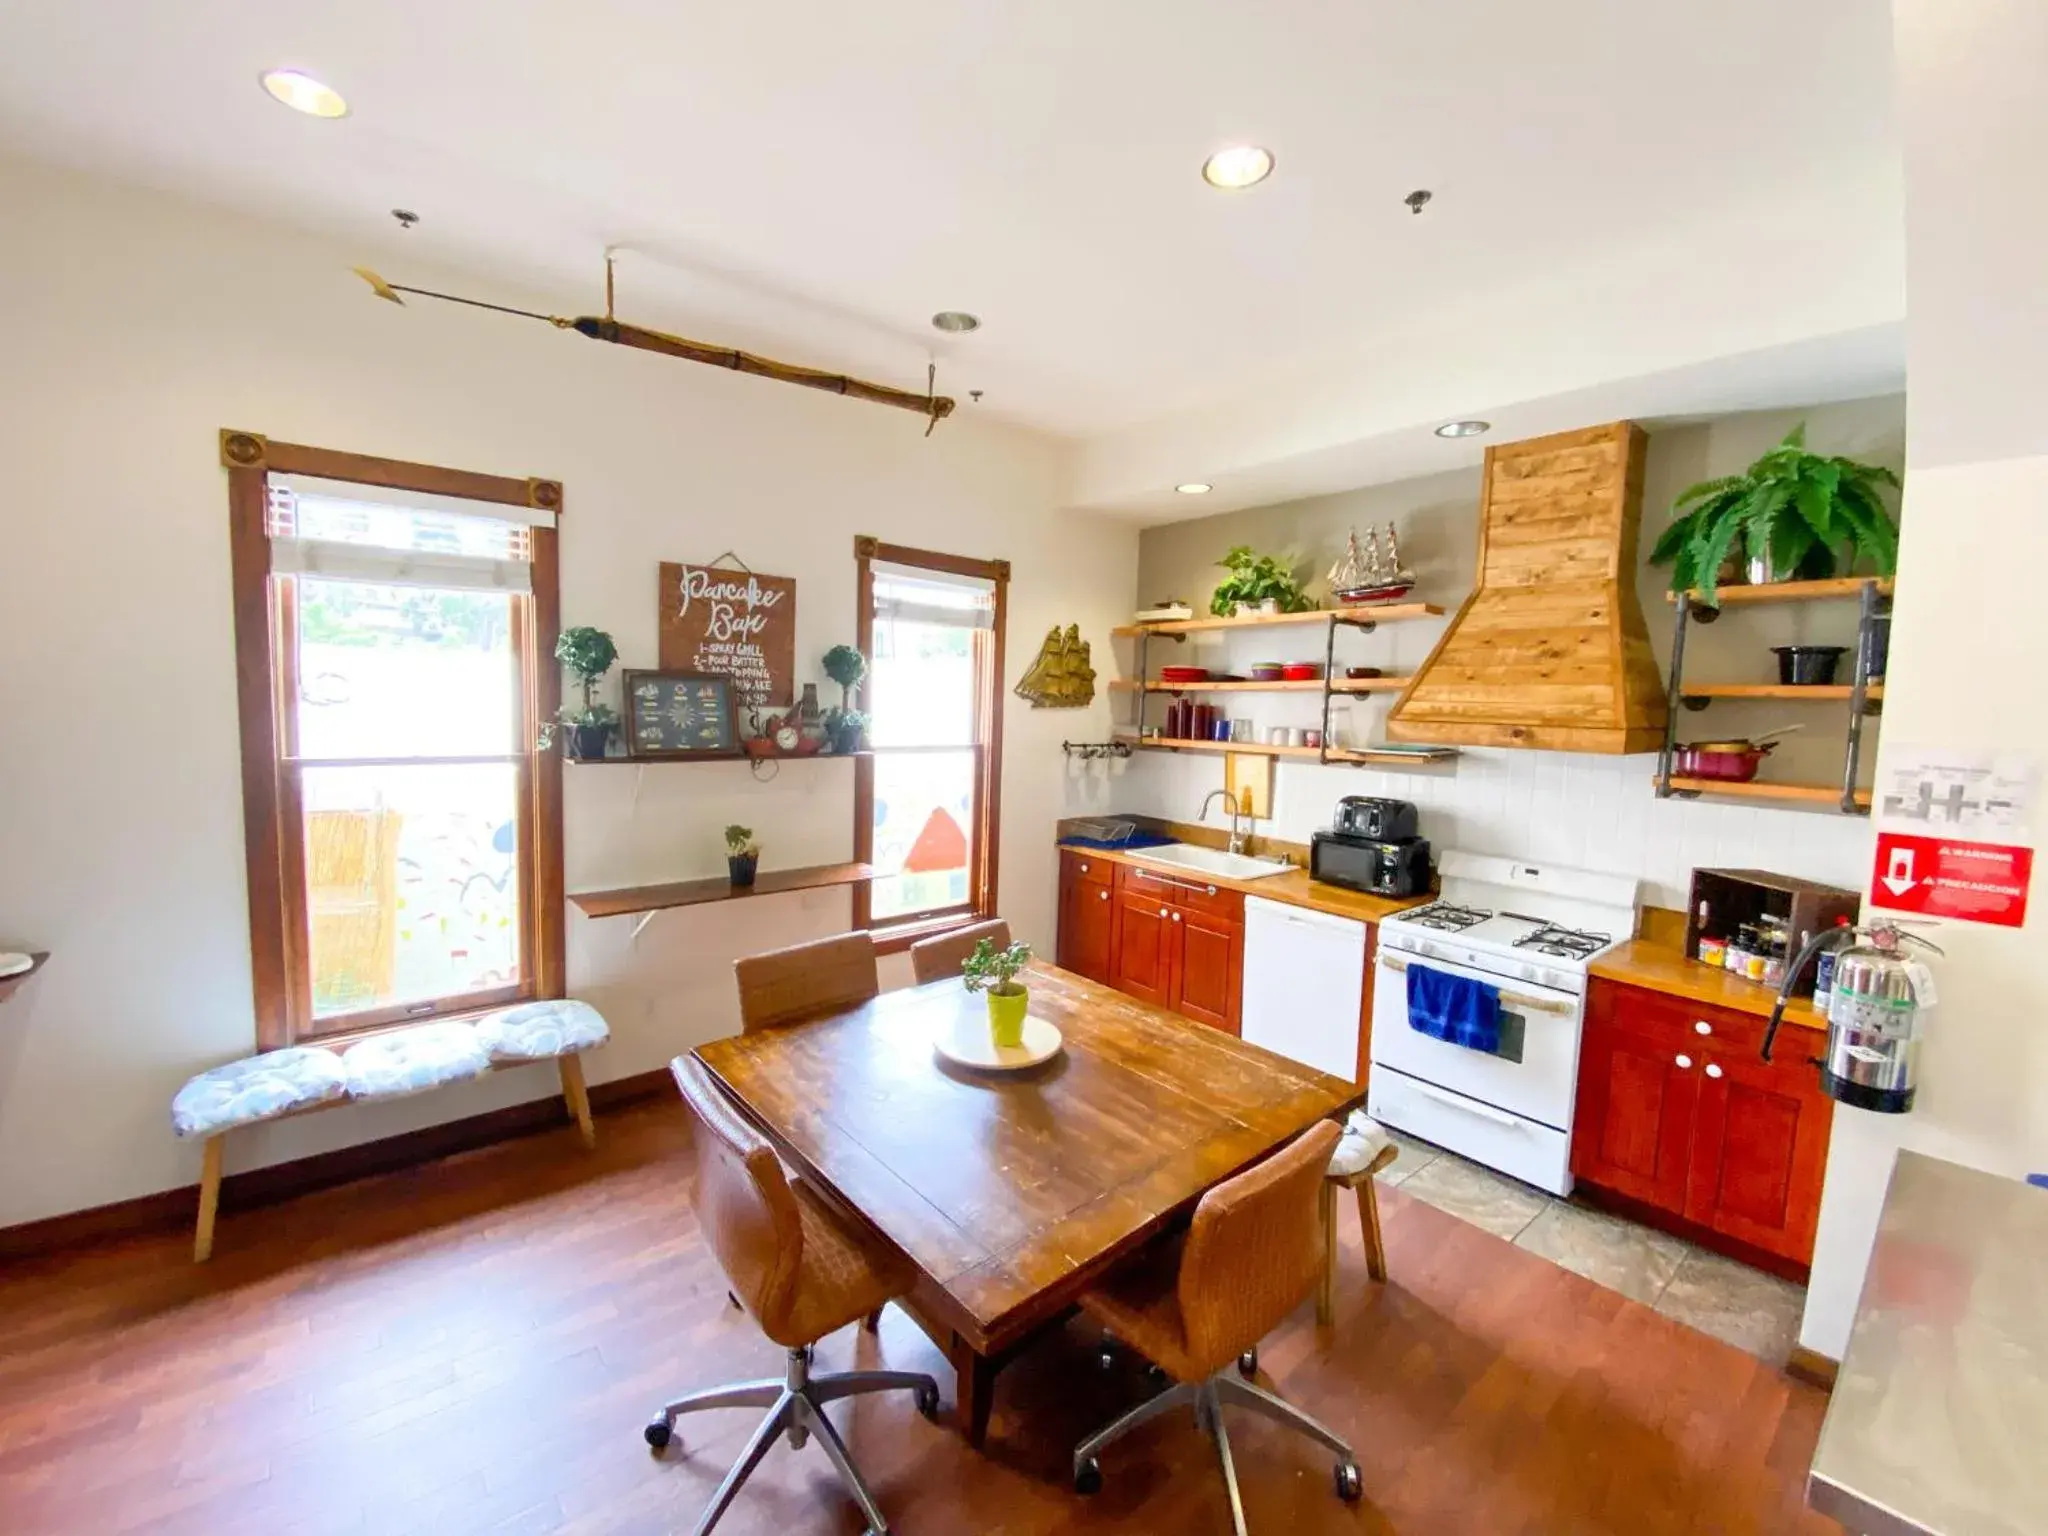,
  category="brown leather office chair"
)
[733,931,878,1033]
[906,918,1012,985]
[647,1056,939,1535]
[1074,1118,1361,1532]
